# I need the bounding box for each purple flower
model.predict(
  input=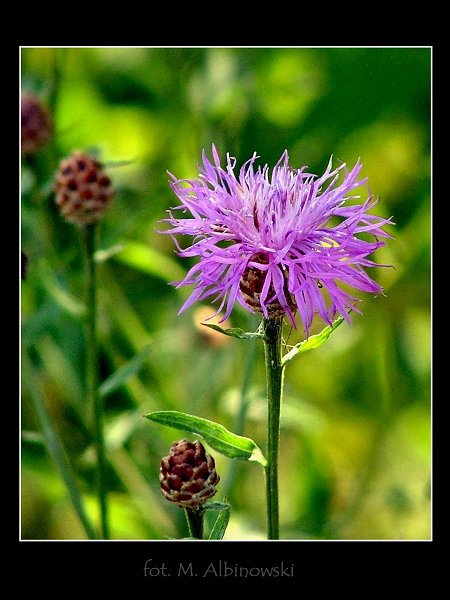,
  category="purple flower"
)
[162,146,393,333]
